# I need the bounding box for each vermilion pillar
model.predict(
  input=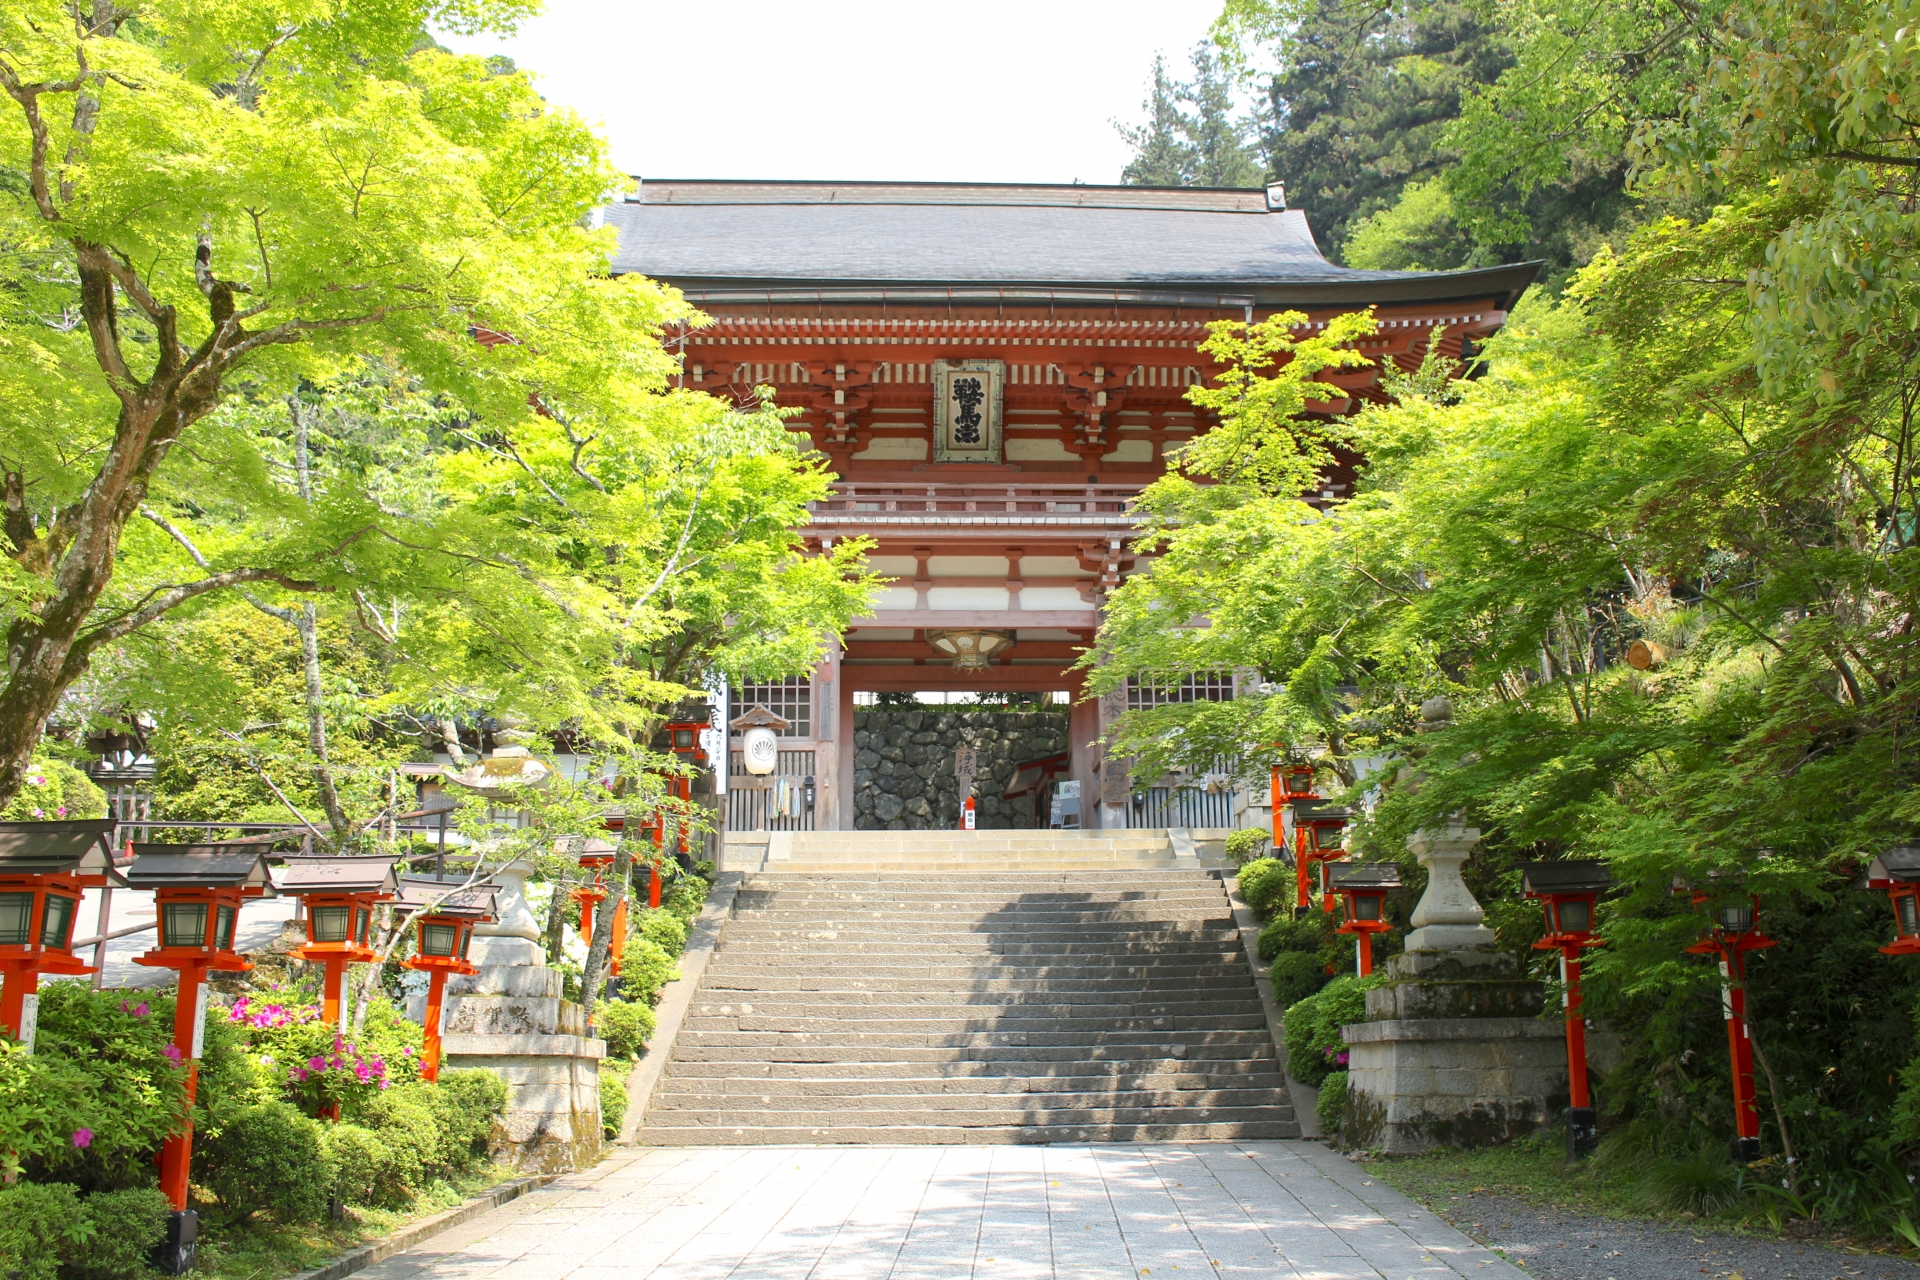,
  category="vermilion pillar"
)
[1720,953,1760,1158]
[159,962,210,1211]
